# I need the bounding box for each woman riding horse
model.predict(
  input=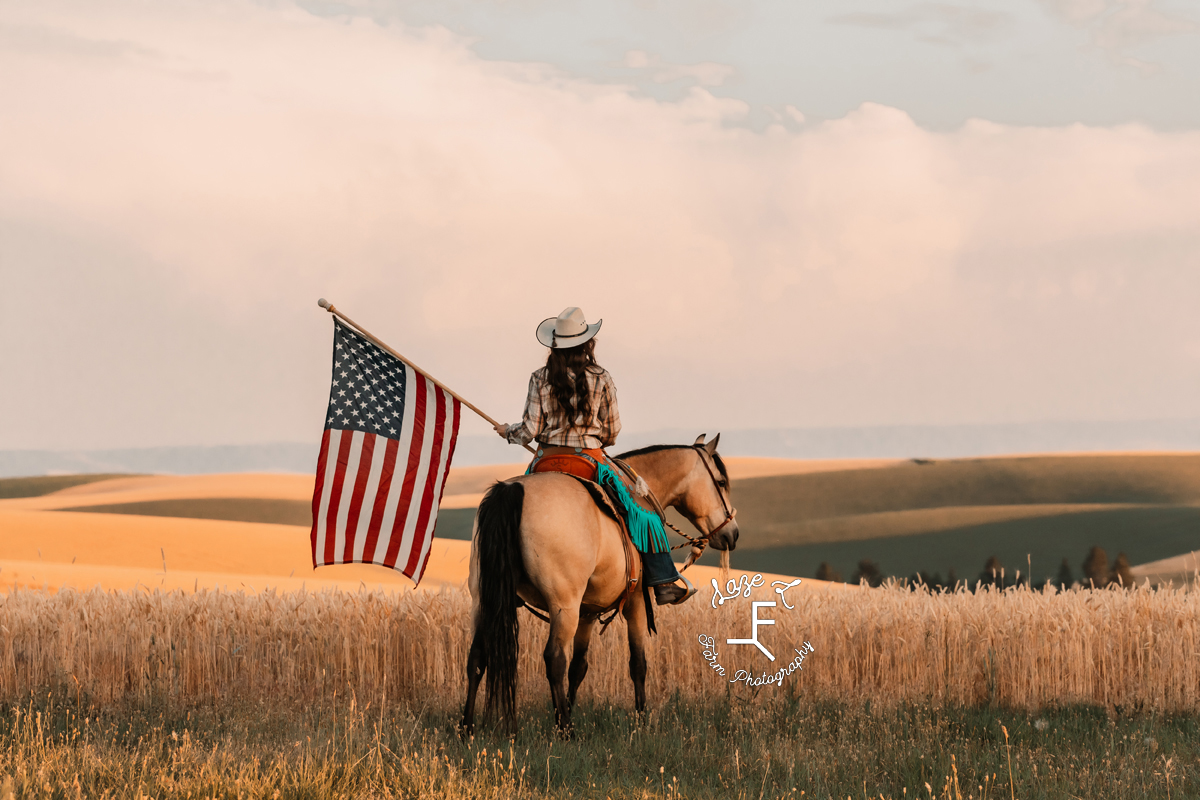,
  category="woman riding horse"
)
[464,307,738,733]
[492,306,693,606]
